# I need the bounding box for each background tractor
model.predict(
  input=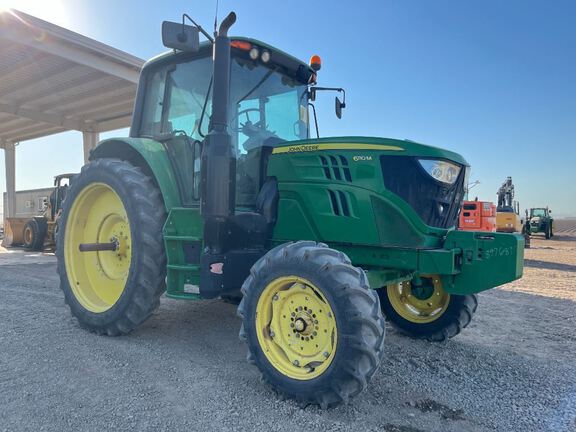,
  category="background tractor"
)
[17,173,74,251]
[56,12,524,407]
[527,207,553,239]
